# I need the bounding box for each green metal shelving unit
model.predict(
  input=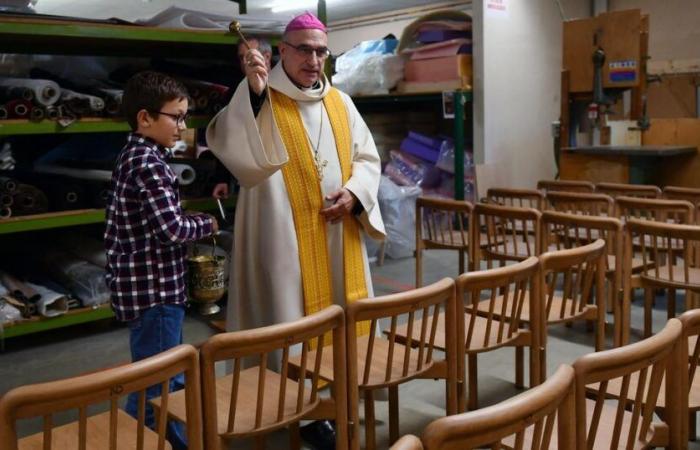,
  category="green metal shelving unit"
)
[0,16,239,339]
[352,90,473,201]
